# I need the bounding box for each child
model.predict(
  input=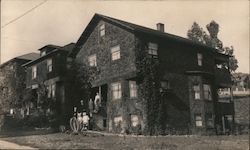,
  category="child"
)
[82,112,90,130]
